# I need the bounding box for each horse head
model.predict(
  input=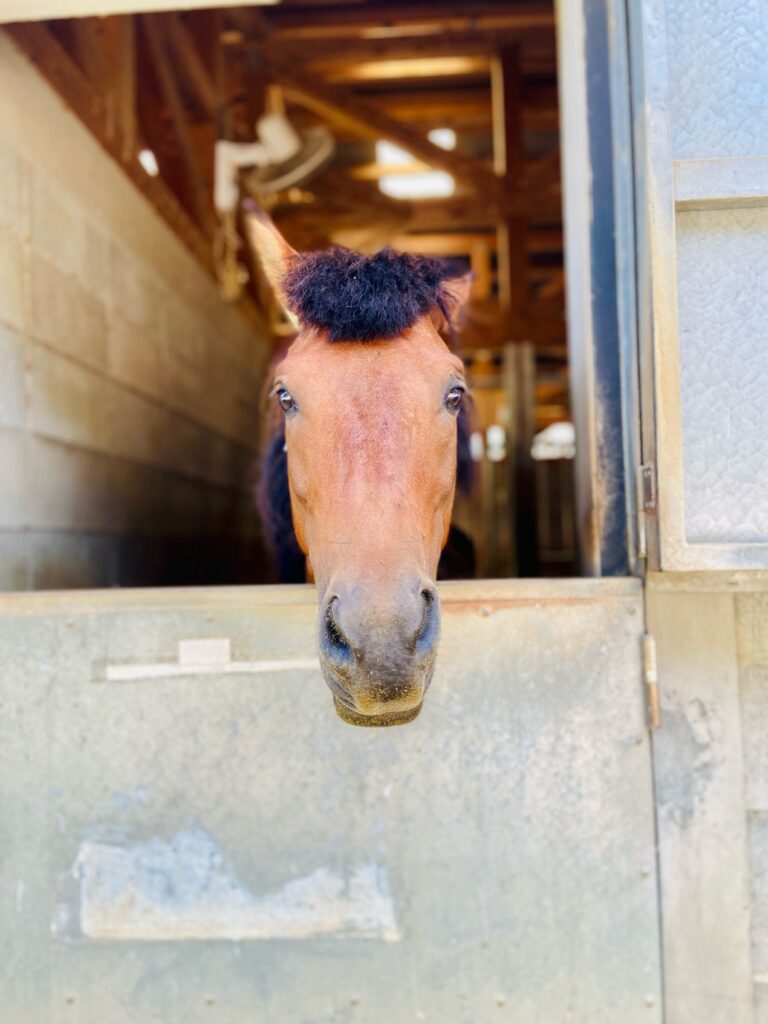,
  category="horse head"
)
[245,202,472,727]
